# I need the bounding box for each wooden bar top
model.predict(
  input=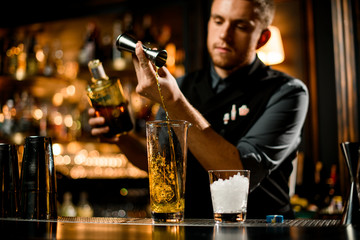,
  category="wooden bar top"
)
[0,217,357,240]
